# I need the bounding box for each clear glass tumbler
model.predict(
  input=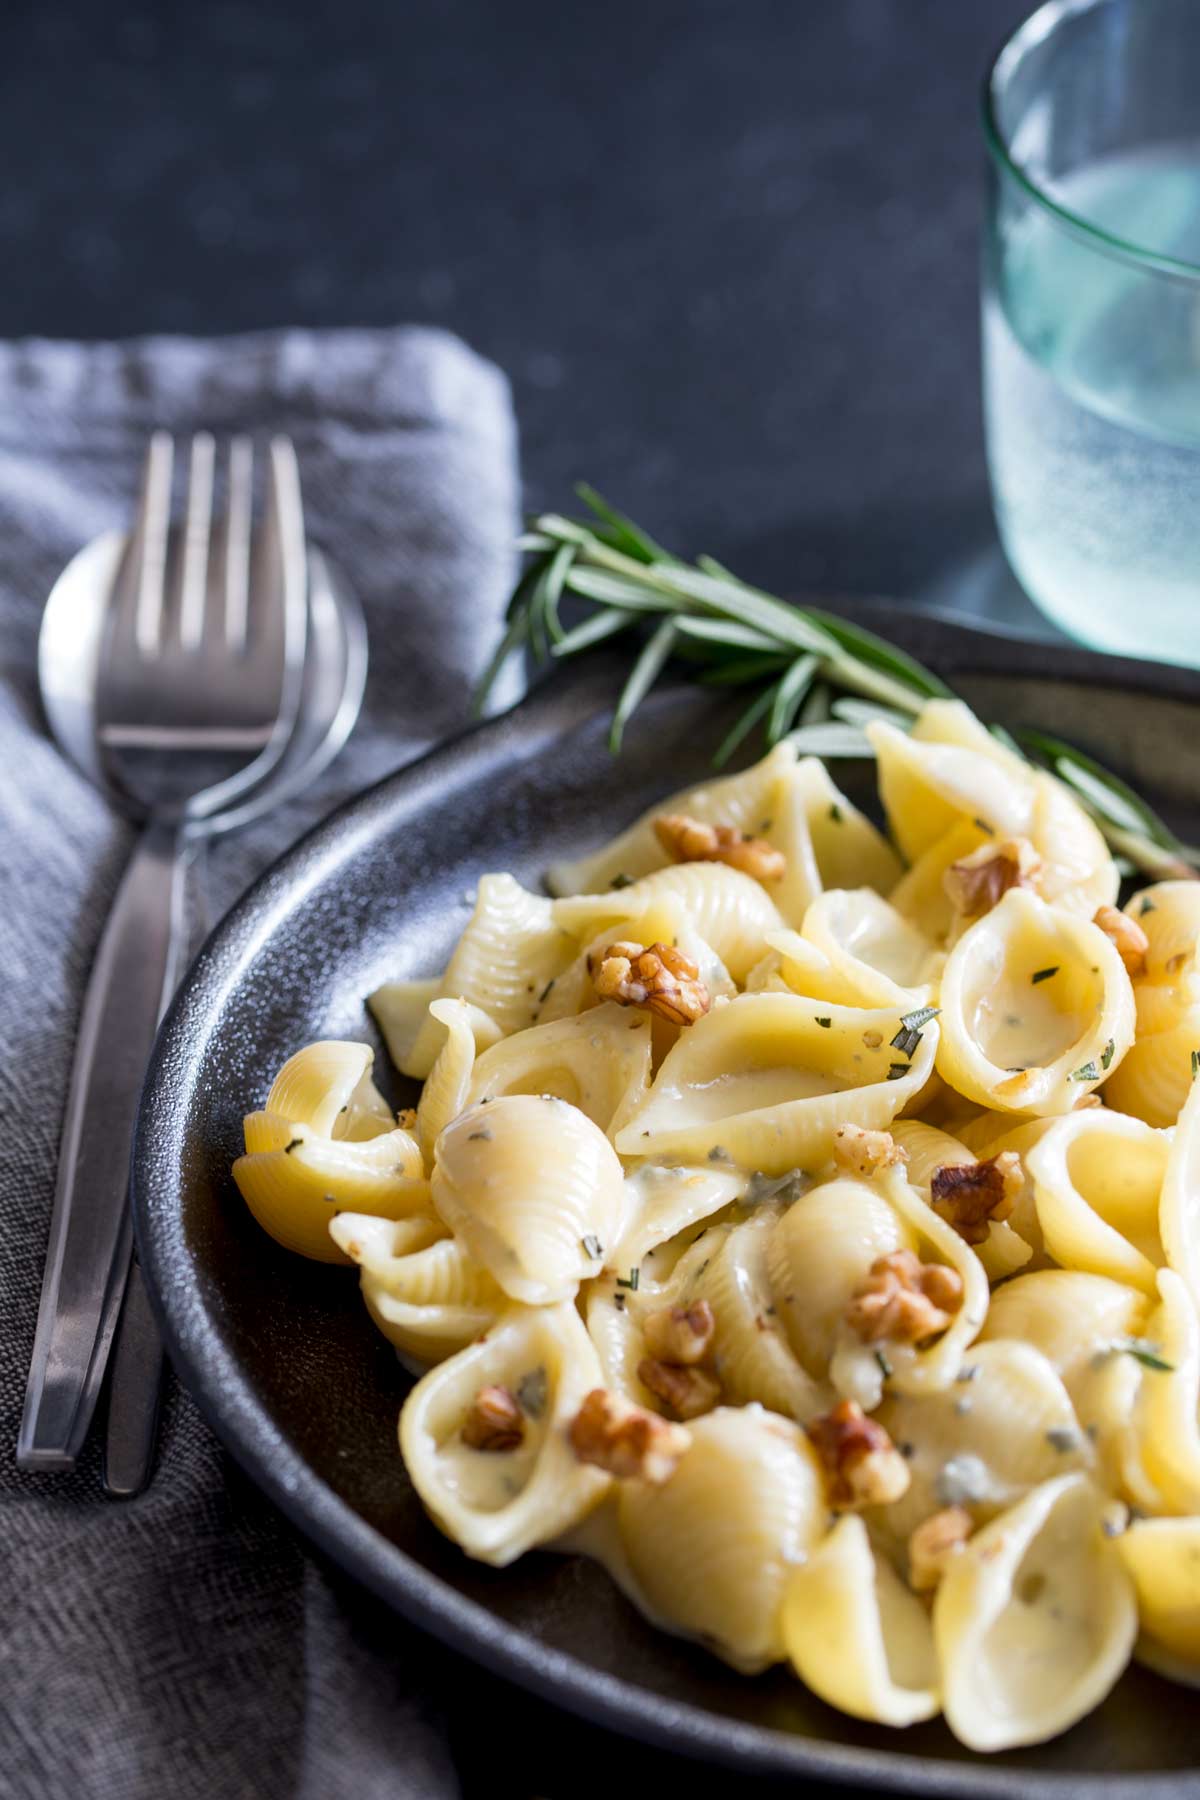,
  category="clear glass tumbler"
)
[982,0,1200,662]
